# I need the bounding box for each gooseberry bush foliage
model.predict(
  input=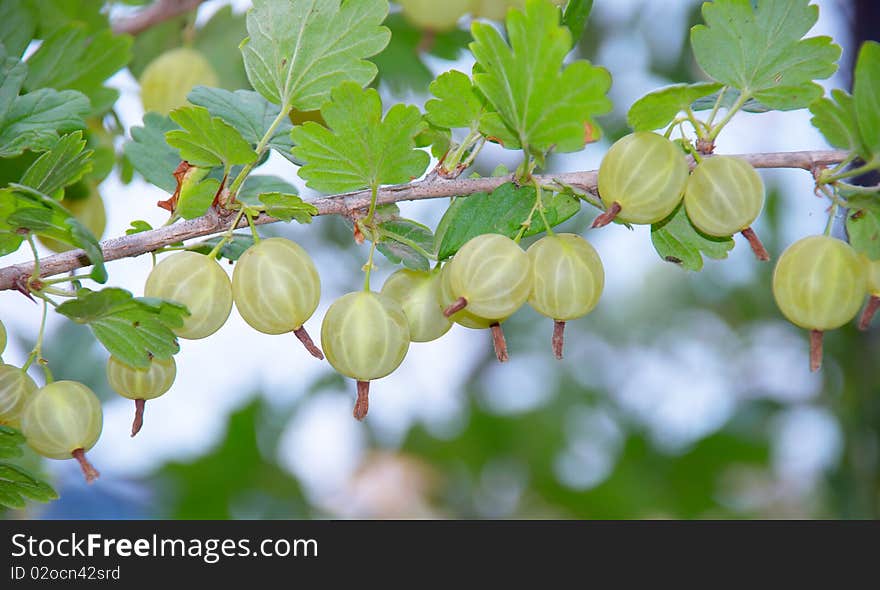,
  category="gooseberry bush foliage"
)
[0,0,877,509]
